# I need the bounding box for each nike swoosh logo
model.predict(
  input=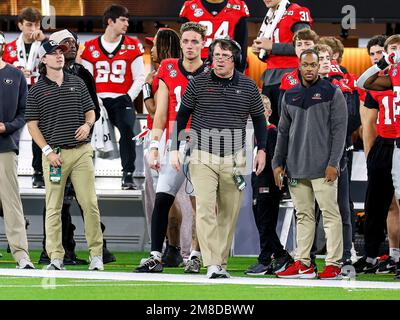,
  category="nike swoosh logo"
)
[119,50,128,55]
[299,268,313,274]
